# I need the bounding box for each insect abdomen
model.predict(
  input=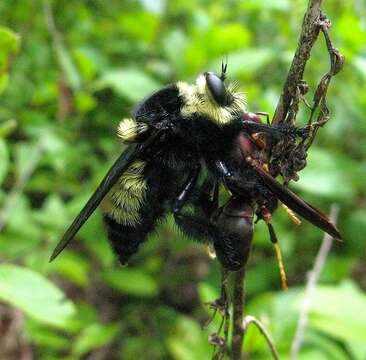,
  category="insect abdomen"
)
[101,160,147,226]
[101,161,173,265]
